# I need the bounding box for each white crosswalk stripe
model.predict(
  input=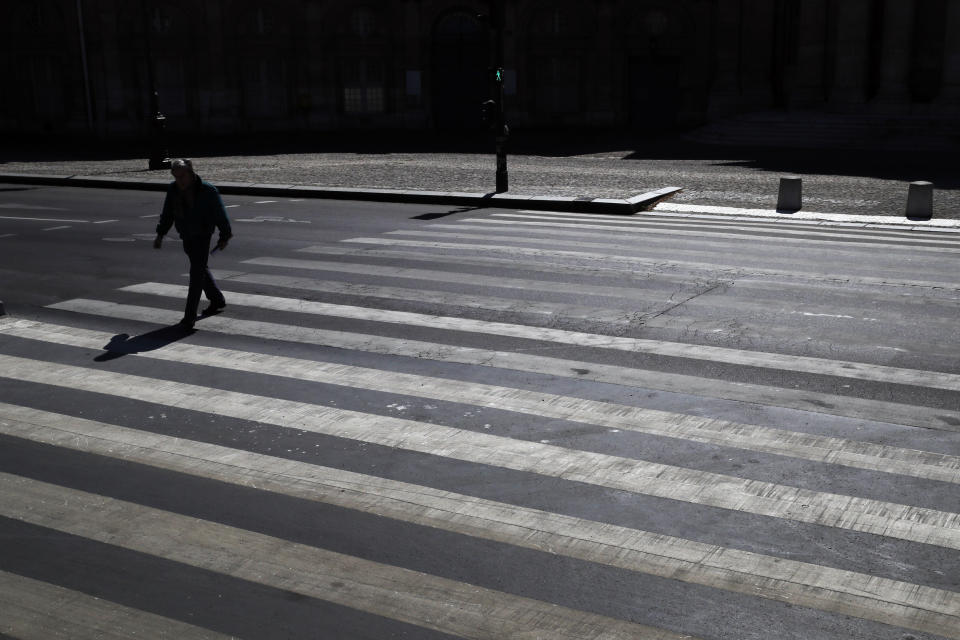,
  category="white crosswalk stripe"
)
[478,213,960,248]
[2,473,686,640]
[240,255,666,300]
[39,297,960,430]
[0,570,236,640]
[2,403,958,638]
[4,353,959,548]
[110,282,960,393]
[329,237,960,290]
[208,271,639,324]
[2,207,959,639]
[3,319,957,483]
